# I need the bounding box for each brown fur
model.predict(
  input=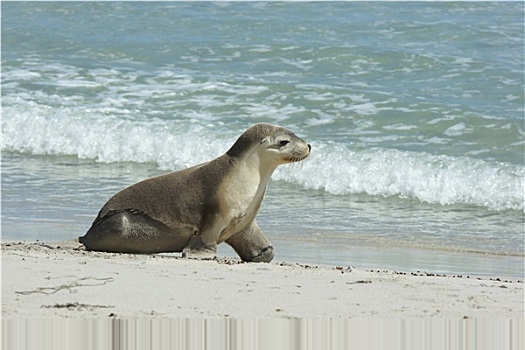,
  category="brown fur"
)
[79,123,310,261]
